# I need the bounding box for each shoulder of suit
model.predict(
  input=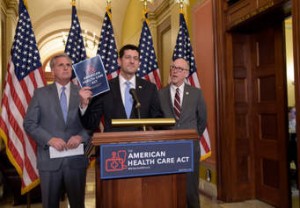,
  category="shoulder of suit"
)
[136,77,156,88]
[109,76,119,85]
[184,84,203,95]
[38,83,54,91]
[185,84,199,91]
[70,83,80,91]
[159,85,170,93]
[32,84,53,96]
